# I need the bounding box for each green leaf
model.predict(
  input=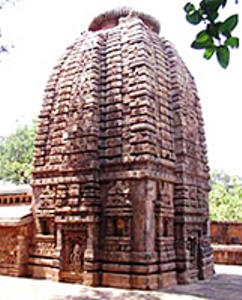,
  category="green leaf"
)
[196,30,212,43]
[184,2,195,13]
[191,41,200,49]
[204,46,216,59]
[186,11,202,25]
[207,10,219,22]
[207,22,221,39]
[200,0,223,13]
[225,37,239,48]
[220,15,238,33]
[221,31,232,39]
[191,30,214,49]
[216,45,230,68]
[191,40,203,49]
[191,40,208,49]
